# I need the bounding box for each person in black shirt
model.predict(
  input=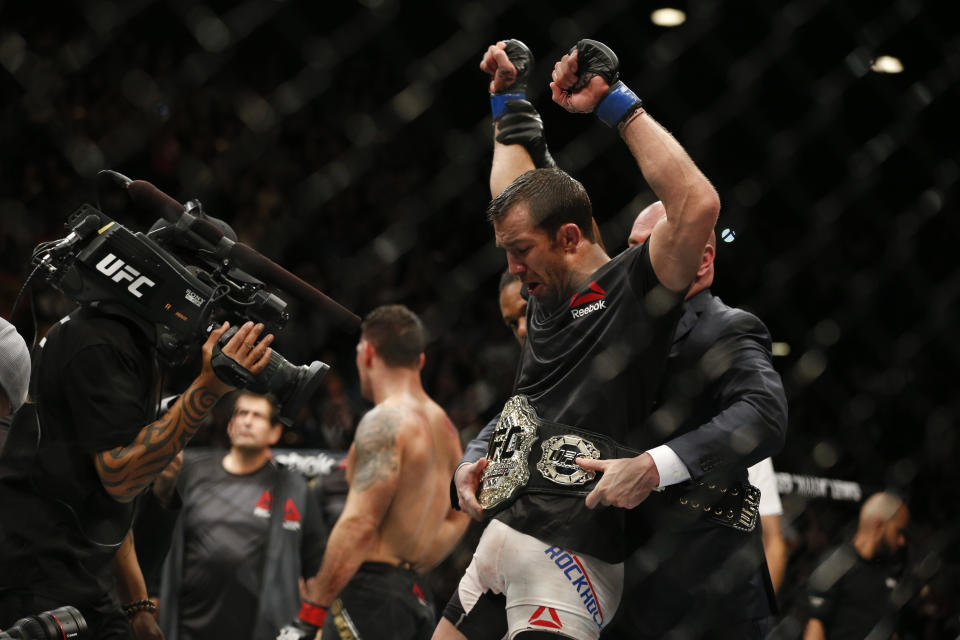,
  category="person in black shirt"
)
[450,199,787,639]
[803,492,909,640]
[435,38,720,640]
[0,302,274,639]
[157,391,326,640]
